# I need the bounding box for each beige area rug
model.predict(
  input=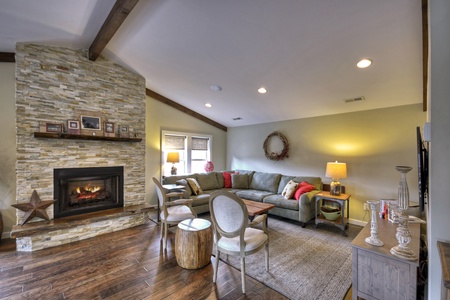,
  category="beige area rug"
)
[213,215,362,300]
